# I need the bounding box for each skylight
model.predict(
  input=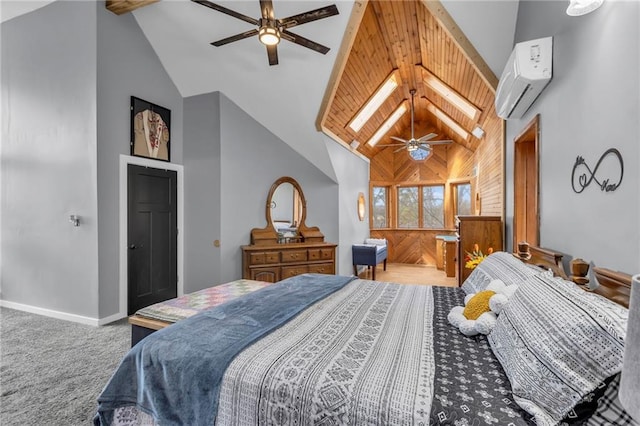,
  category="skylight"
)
[367,102,408,147]
[426,102,469,140]
[349,72,400,133]
[423,69,480,121]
